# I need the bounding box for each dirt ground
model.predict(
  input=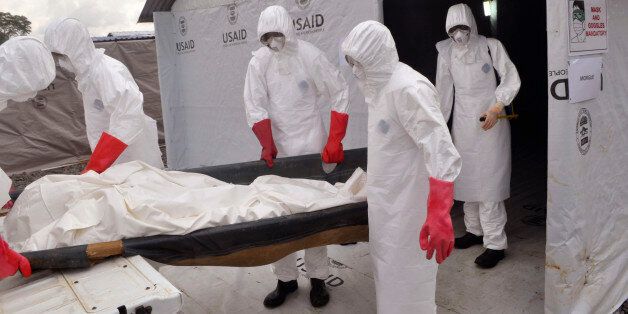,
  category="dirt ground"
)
[9,146,168,190]
[8,162,88,191]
